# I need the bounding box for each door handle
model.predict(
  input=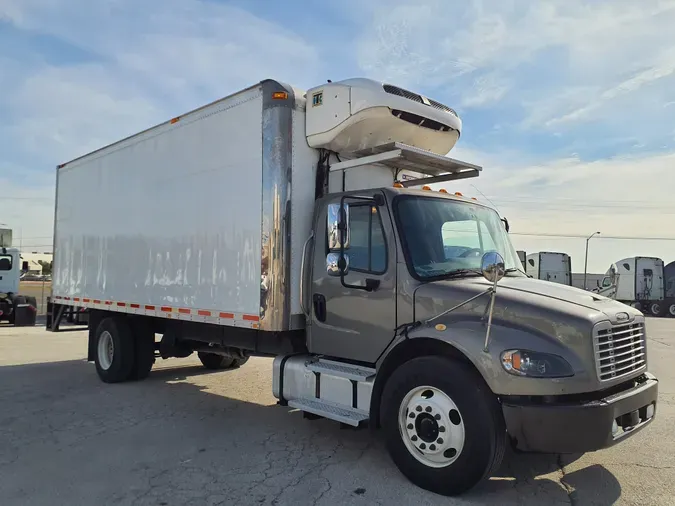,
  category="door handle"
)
[313,293,326,322]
